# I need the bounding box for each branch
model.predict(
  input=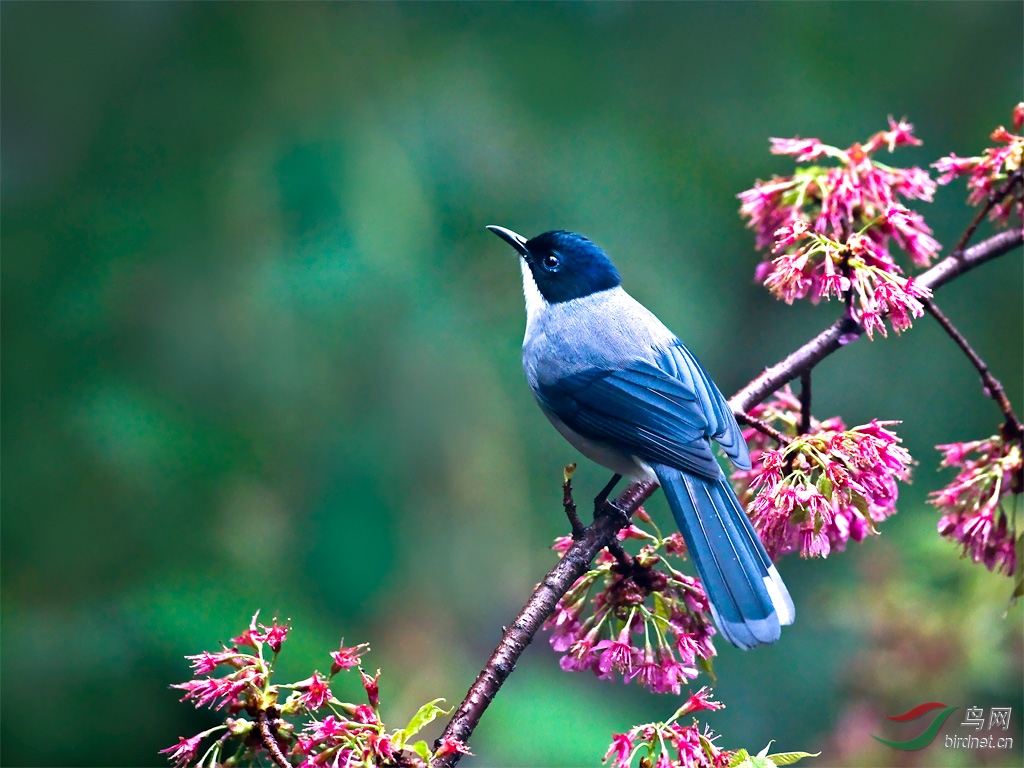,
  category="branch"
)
[730,228,1023,413]
[950,170,1022,257]
[734,410,792,445]
[432,480,657,767]
[257,708,290,768]
[923,299,1023,439]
